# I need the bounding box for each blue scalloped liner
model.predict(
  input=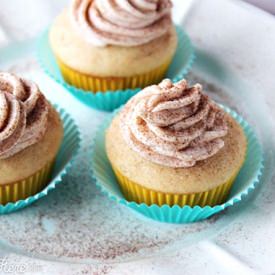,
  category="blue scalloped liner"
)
[37,26,195,112]
[91,105,264,223]
[0,105,81,214]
